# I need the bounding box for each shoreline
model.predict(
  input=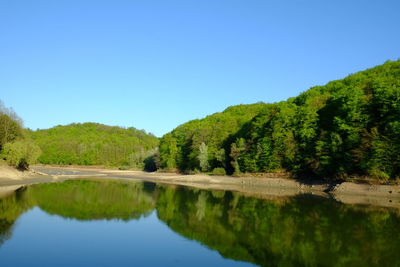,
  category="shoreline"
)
[1,165,400,208]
